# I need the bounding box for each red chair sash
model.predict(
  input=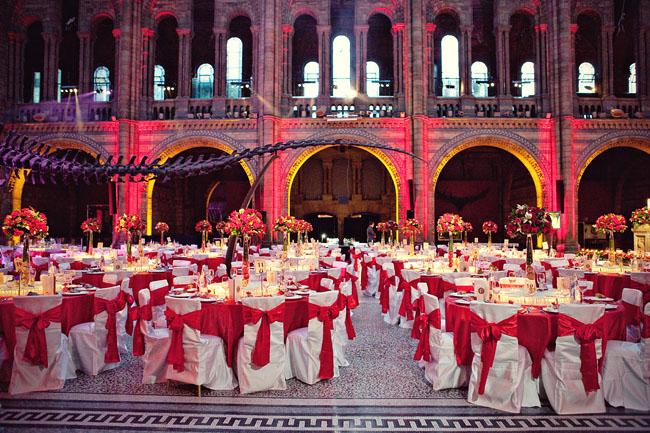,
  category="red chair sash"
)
[130,304,153,357]
[557,314,606,394]
[242,303,285,367]
[622,301,642,326]
[123,292,135,336]
[410,297,425,339]
[380,273,397,314]
[336,292,356,340]
[93,293,127,363]
[413,309,441,362]
[150,285,169,306]
[470,312,518,395]
[14,304,62,368]
[70,261,90,270]
[319,260,333,269]
[307,303,340,379]
[398,278,420,320]
[455,284,474,293]
[164,308,202,372]
[643,313,650,339]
